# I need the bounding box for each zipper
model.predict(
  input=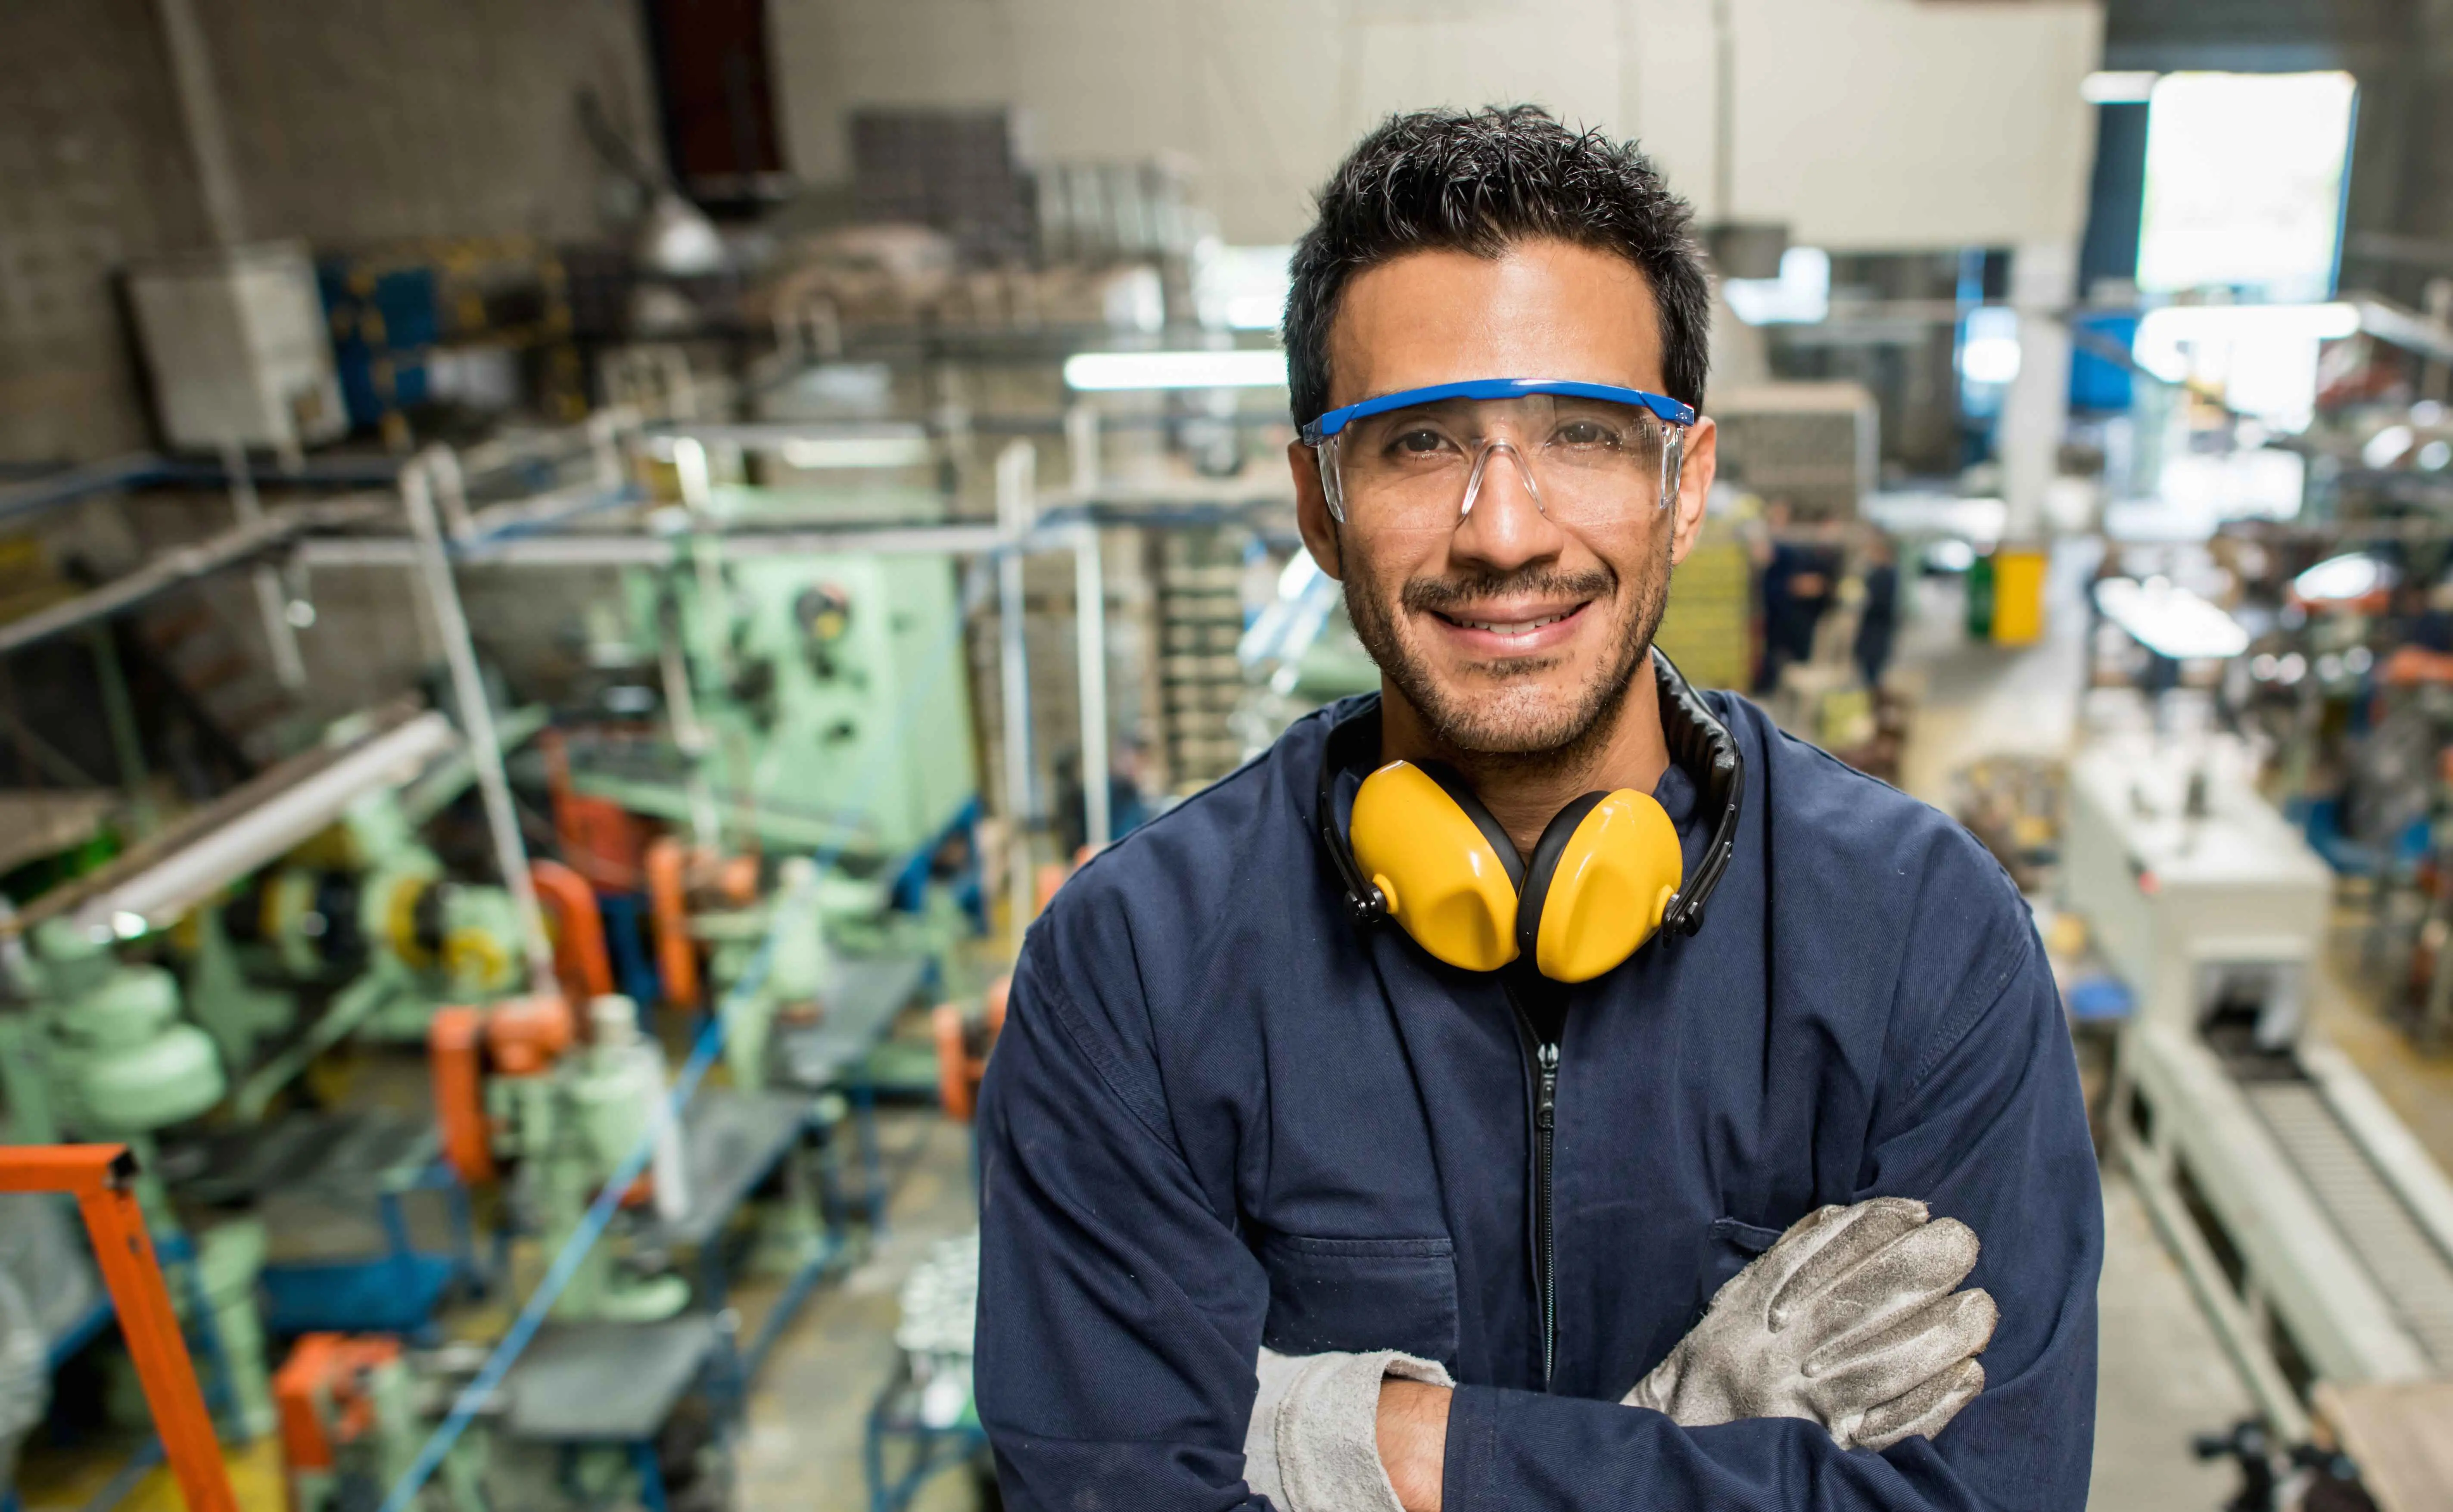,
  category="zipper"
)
[1534,1037,1560,1388]
[1507,985,1563,1389]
